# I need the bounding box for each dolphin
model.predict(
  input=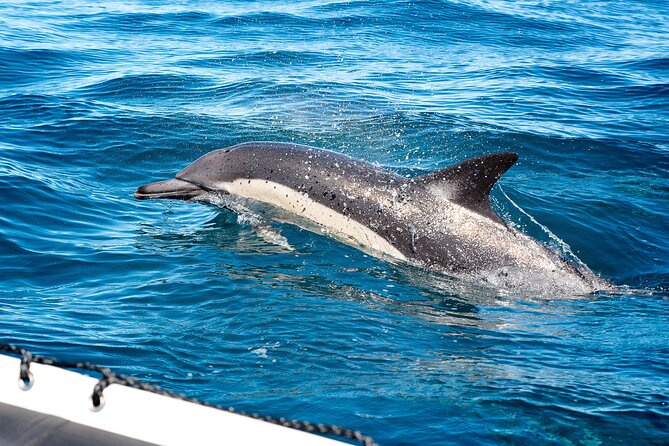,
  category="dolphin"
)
[135,142,609,295]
